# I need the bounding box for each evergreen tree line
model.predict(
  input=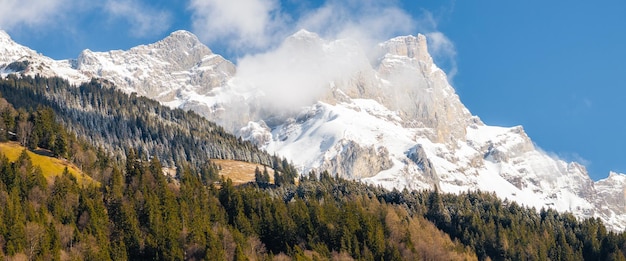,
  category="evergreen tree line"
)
[0,75,279,168]
[3,143,626,260]
[379,186,626,261]
[0,143,477,260]
[0,98,70,158]
[1,74,626,260]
